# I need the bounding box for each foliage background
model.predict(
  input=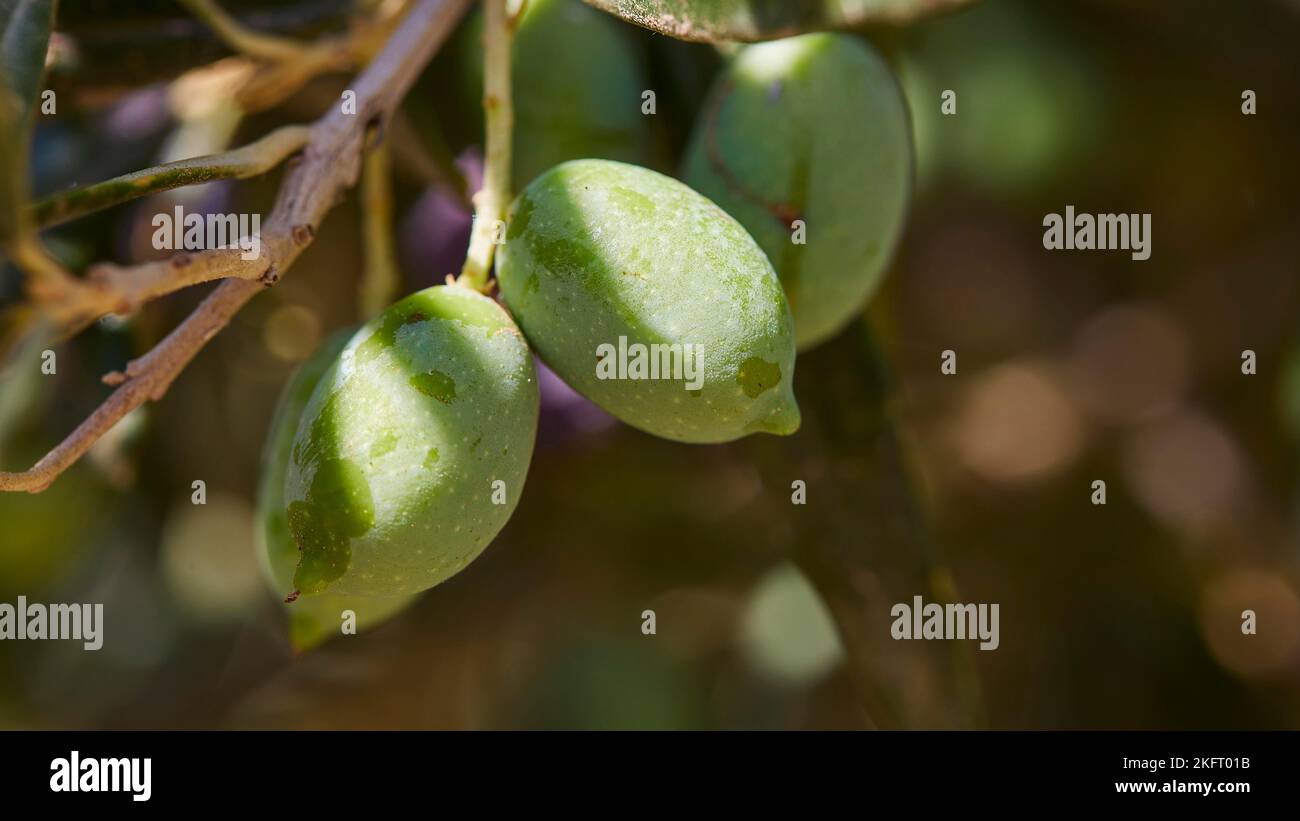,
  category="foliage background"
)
[1,0,1299,729]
